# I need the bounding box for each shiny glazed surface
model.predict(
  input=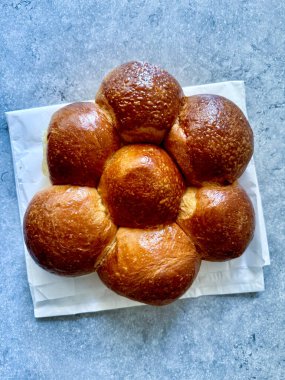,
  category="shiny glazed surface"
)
[96,61,183,144]
[99,144,186,228]
[165,95,254,186]
[26,63,255,304]
[97,224,201,305]
[178,183,255,261]
[47,102,120,187]
[24,186,117,276]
